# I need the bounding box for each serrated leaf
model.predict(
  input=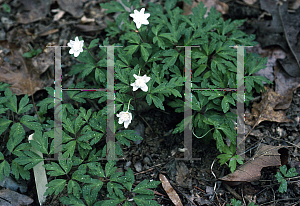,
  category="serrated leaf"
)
[45,179,66,196]
[63,140,76,158]
[105,161,117,178]
[7,123,25,152]
[0,160,10,181]
[88,38,99,49]
[124,45,139,56]
[133,194,160,206]
[29,131,48,154]
[140,45,150,62]
[67,180,82,199]
[214,129,225,152]
[11,160,30,180]
[14,150,44,170]
[149,95,164,110]
[44,162,66,176]
[60,195,85,206]
[100,1,127,13]
[20,115,42,131]
[279,179,287,193]
[0,118,12,136]
[4,95,17,113]
[132,179,161,194]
